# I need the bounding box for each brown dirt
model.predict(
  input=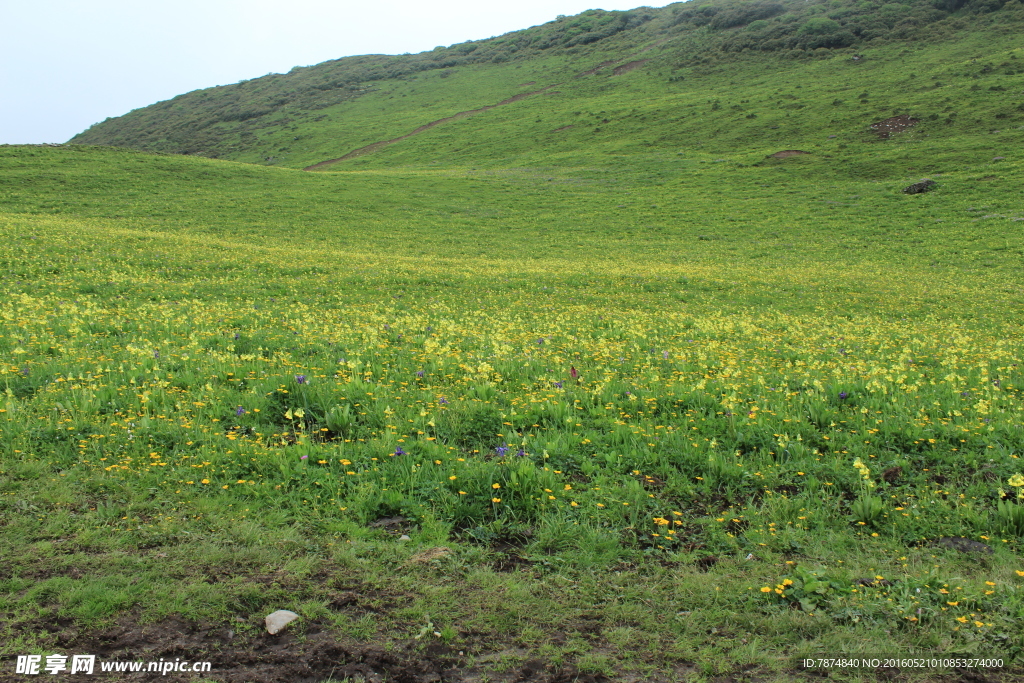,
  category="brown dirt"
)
[304,85,559,171]
[577,60,616,77]
[612,59,650,76]
[768,150,811,159]
[0,613,622,683]
[408,546,451,564]
[870,114,919,138]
